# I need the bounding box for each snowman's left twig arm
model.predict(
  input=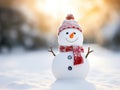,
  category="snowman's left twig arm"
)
[48,47,56,56]
[85,47,93,58]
